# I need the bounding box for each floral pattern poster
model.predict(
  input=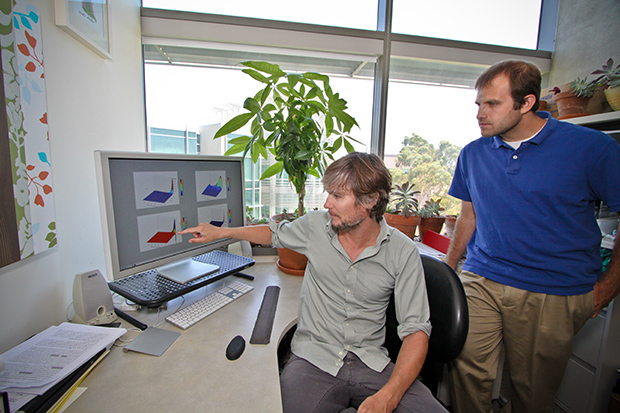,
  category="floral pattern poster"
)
[0,0,56,265]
